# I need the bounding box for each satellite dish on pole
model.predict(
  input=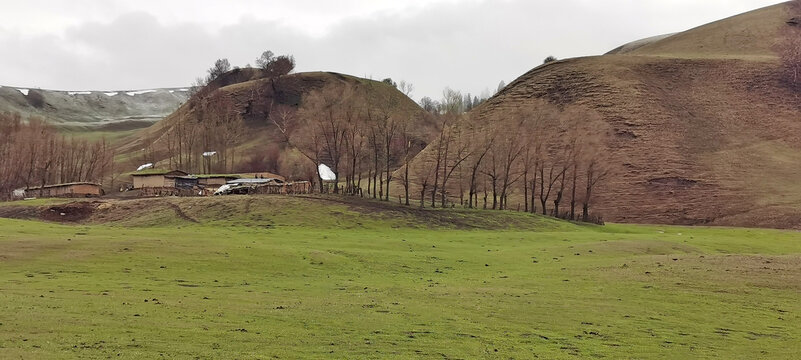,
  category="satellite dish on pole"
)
[318,164,336,181]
